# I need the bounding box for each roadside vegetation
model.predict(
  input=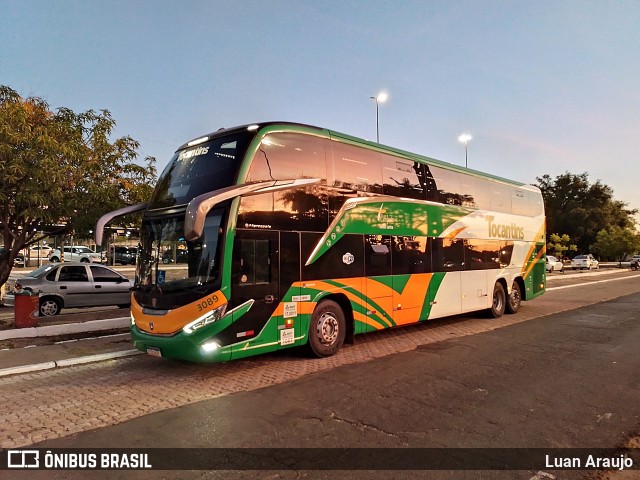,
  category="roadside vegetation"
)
[537,172,640,261]
[0,85,157,289]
